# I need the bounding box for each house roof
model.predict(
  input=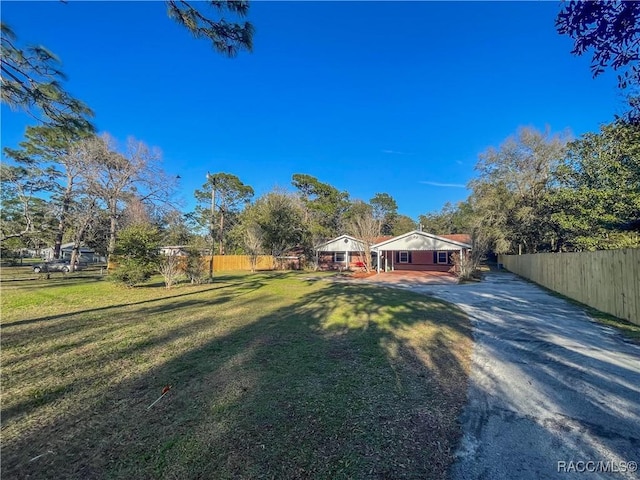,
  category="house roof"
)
[440,234,472,245]
[371,230,472,251]
[43,243,95,253]
[315,234,368,252]
[373,235,394,244]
